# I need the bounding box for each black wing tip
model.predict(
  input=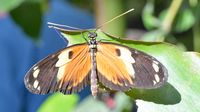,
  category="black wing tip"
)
[24,77,40,94]
[153,61,169,88]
